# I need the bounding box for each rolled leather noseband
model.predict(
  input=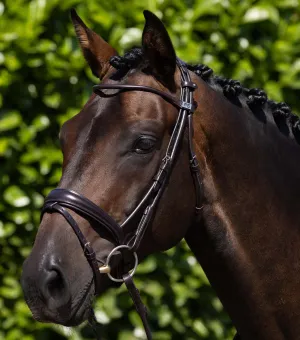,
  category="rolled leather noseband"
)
[42,188,124,245]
